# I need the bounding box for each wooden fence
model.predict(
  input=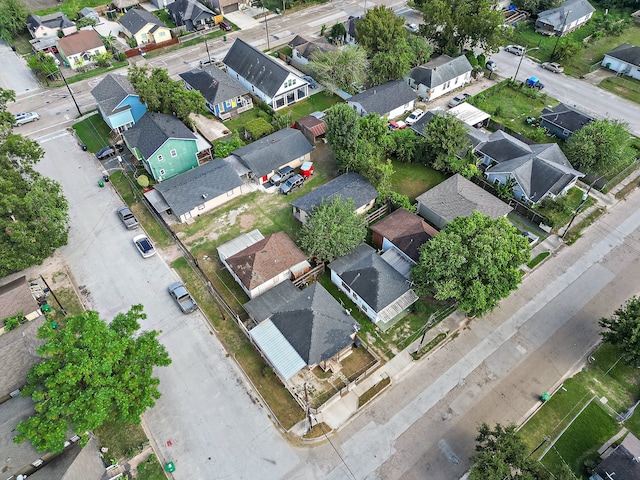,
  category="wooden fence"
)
[124,37,179,58]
